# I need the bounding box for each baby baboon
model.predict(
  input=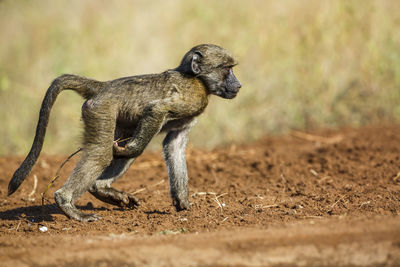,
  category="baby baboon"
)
[8,44,241,221]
